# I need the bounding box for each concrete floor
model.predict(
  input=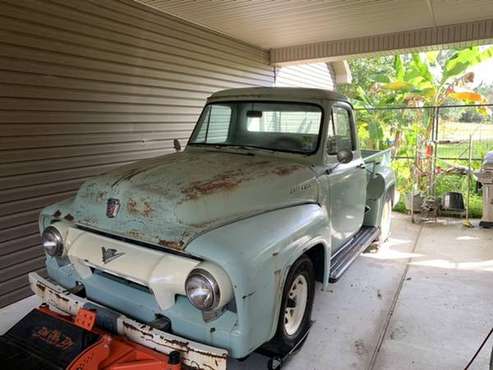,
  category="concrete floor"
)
[1,213,492,369]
